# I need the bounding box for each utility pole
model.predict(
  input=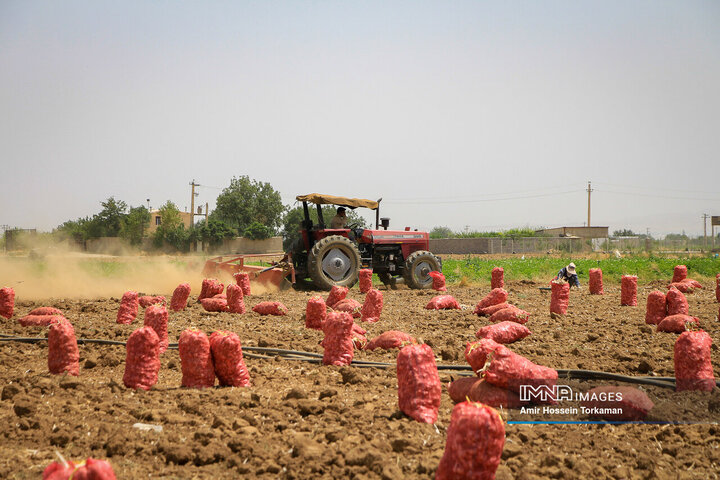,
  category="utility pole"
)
[702,214,709,250]
[586,181,593,228]
[189,180,200,226]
